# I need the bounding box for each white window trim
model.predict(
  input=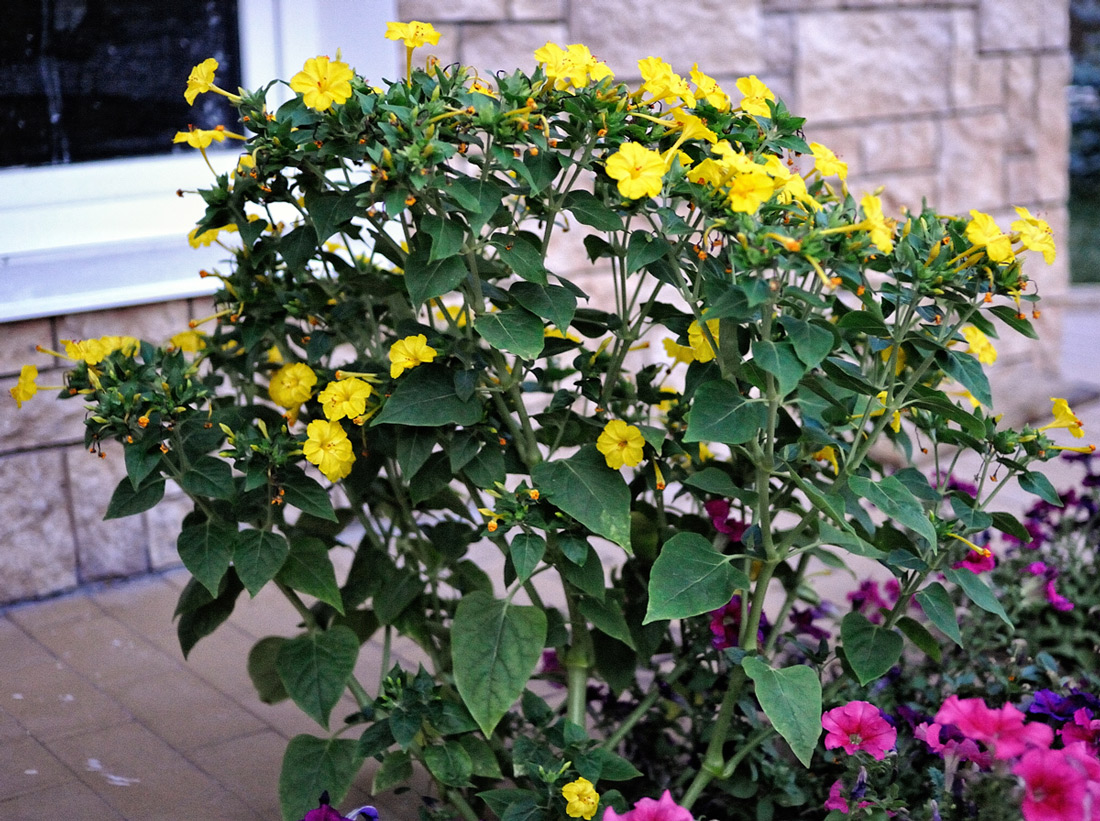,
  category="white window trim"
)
[0,0,396,324]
